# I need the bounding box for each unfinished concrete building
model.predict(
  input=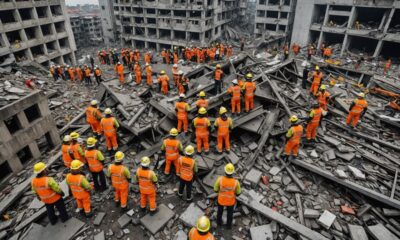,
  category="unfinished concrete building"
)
[0,91,60,181]
[254,0,297,43]
[99,0,118,45]
[291,0,400,58]
[113,0,243,50]
[70,15,103,48]
[0,0,77,66]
